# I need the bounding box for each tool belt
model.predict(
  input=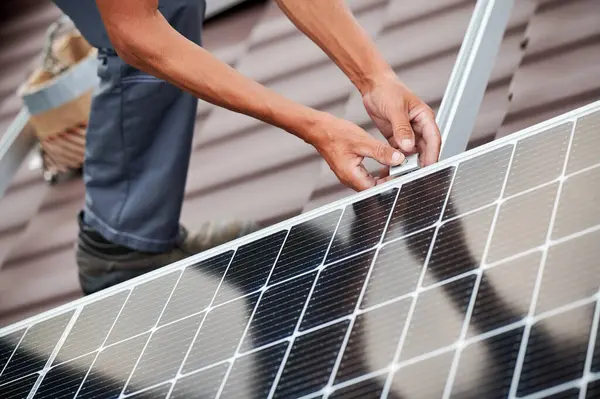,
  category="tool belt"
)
[17,16,98,184]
